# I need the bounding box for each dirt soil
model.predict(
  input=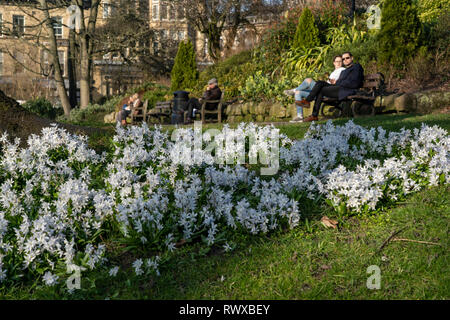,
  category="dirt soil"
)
[0,90,105,147]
